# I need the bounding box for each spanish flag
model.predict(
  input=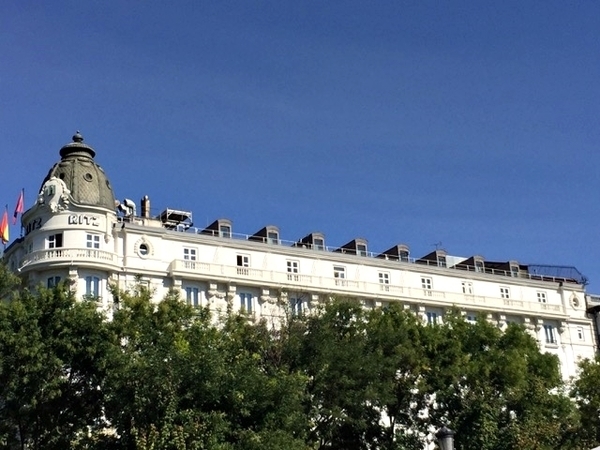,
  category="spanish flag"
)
[13,189,24,225]
[0,206,8,245]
